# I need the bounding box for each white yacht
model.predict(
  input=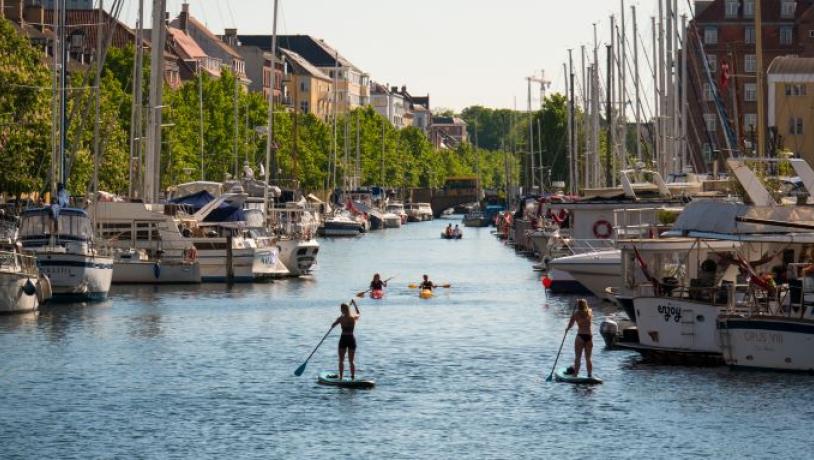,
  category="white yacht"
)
[92,200,201,284]
[385,202,408,225]
[267,205,320,277]
[0,217,51,313]
[19,206,112,301]
[244,208,289,279]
